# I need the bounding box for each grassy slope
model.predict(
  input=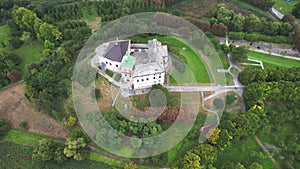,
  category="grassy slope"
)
[14,41,45,77]
[247,50,300,68]
[158,36,211,83]
[273,0,300,15]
